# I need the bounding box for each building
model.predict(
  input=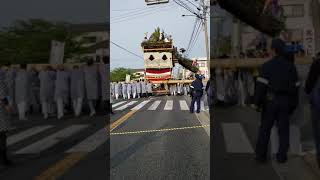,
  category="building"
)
[131,69,145,80]
[184,57,209,79]
[234,0,320,57]
[67,23,109,63]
